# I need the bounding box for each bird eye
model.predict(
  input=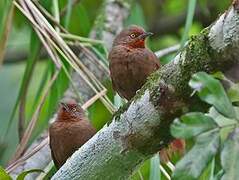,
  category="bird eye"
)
[130,33,136,38]
[72,108,76,112]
